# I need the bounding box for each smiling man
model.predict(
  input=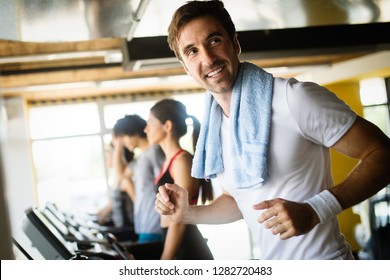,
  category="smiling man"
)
[155,0,390,260]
